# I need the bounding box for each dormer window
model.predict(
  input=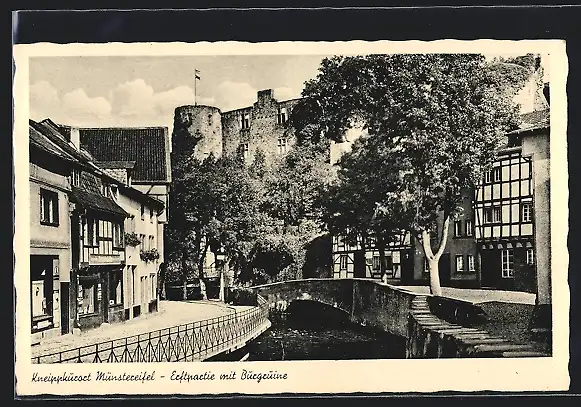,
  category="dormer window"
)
[110,185,118,200]
[101,181,108,196]
[71,169,80,187]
